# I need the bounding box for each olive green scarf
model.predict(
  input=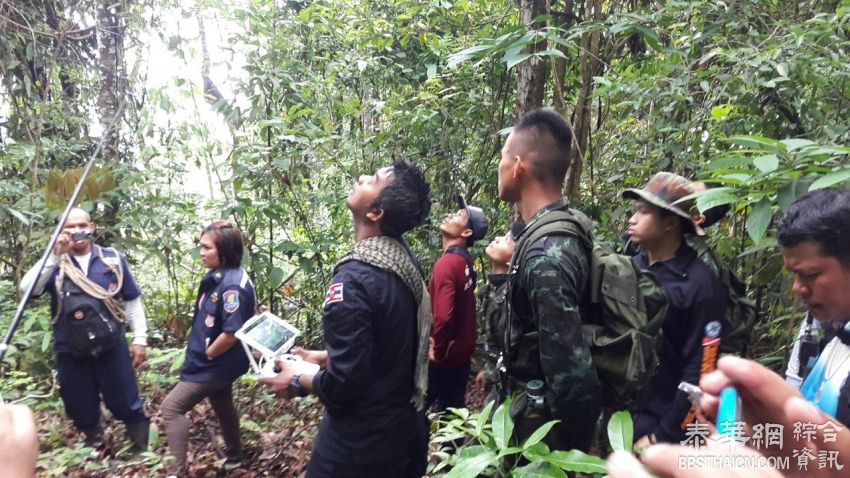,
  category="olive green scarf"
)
[336,236,432,411]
